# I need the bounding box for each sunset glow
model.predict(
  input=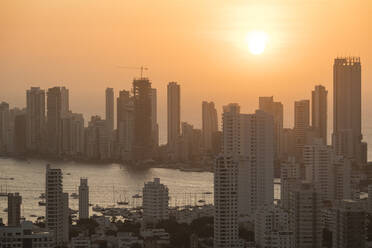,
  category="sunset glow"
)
[246,31,268,55]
